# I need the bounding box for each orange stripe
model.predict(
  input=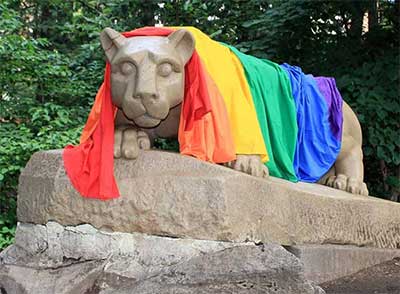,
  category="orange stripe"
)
[179,61,236,163]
